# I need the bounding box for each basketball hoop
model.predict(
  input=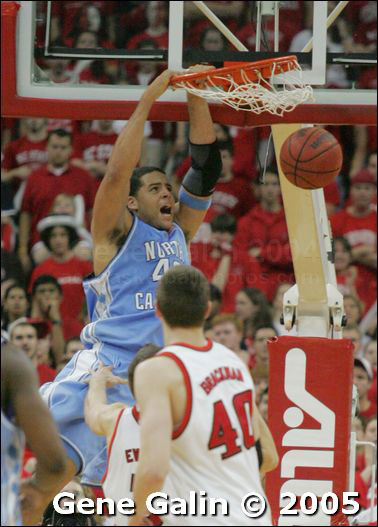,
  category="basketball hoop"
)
[170,56,313,116]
